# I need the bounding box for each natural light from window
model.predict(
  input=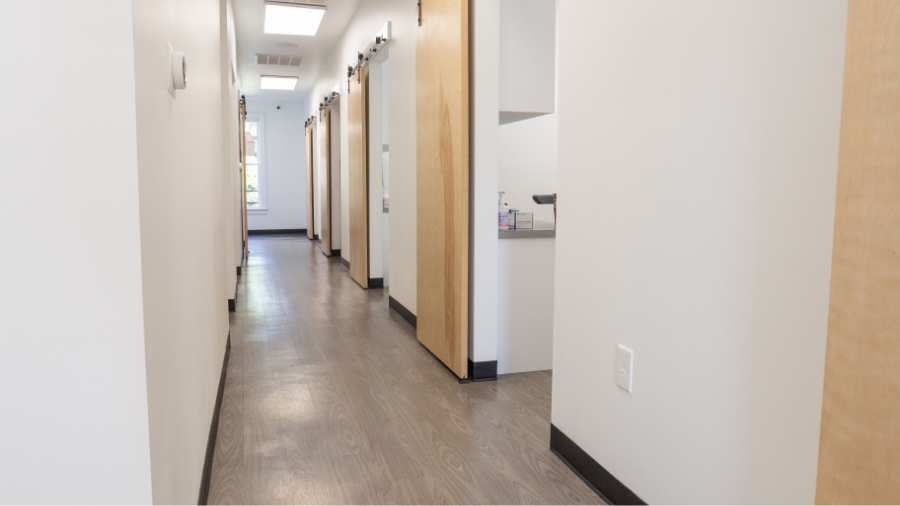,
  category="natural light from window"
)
[245,120,260,209]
